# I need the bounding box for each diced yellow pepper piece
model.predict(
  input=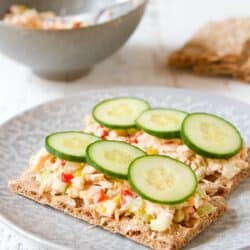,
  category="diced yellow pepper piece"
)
[143,214,153,222]
[146,148,158,155]
[115,129,128,136]
[113,195,121,206]
[127,128,138,136]
[74,168,84,178]
[96,204,106,215]
[174,209,185,223]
